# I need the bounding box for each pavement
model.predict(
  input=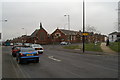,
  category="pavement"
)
[2,46,118,78]
[100,42,117,54]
